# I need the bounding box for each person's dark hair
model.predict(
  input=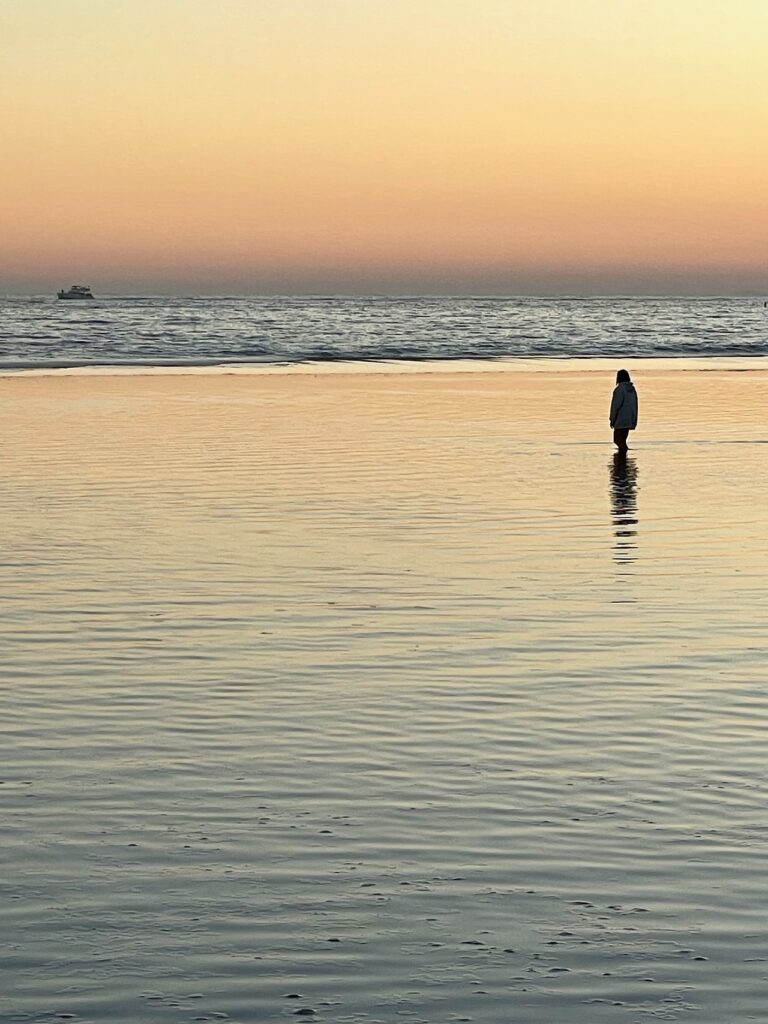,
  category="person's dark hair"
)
[616,369,631,384]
